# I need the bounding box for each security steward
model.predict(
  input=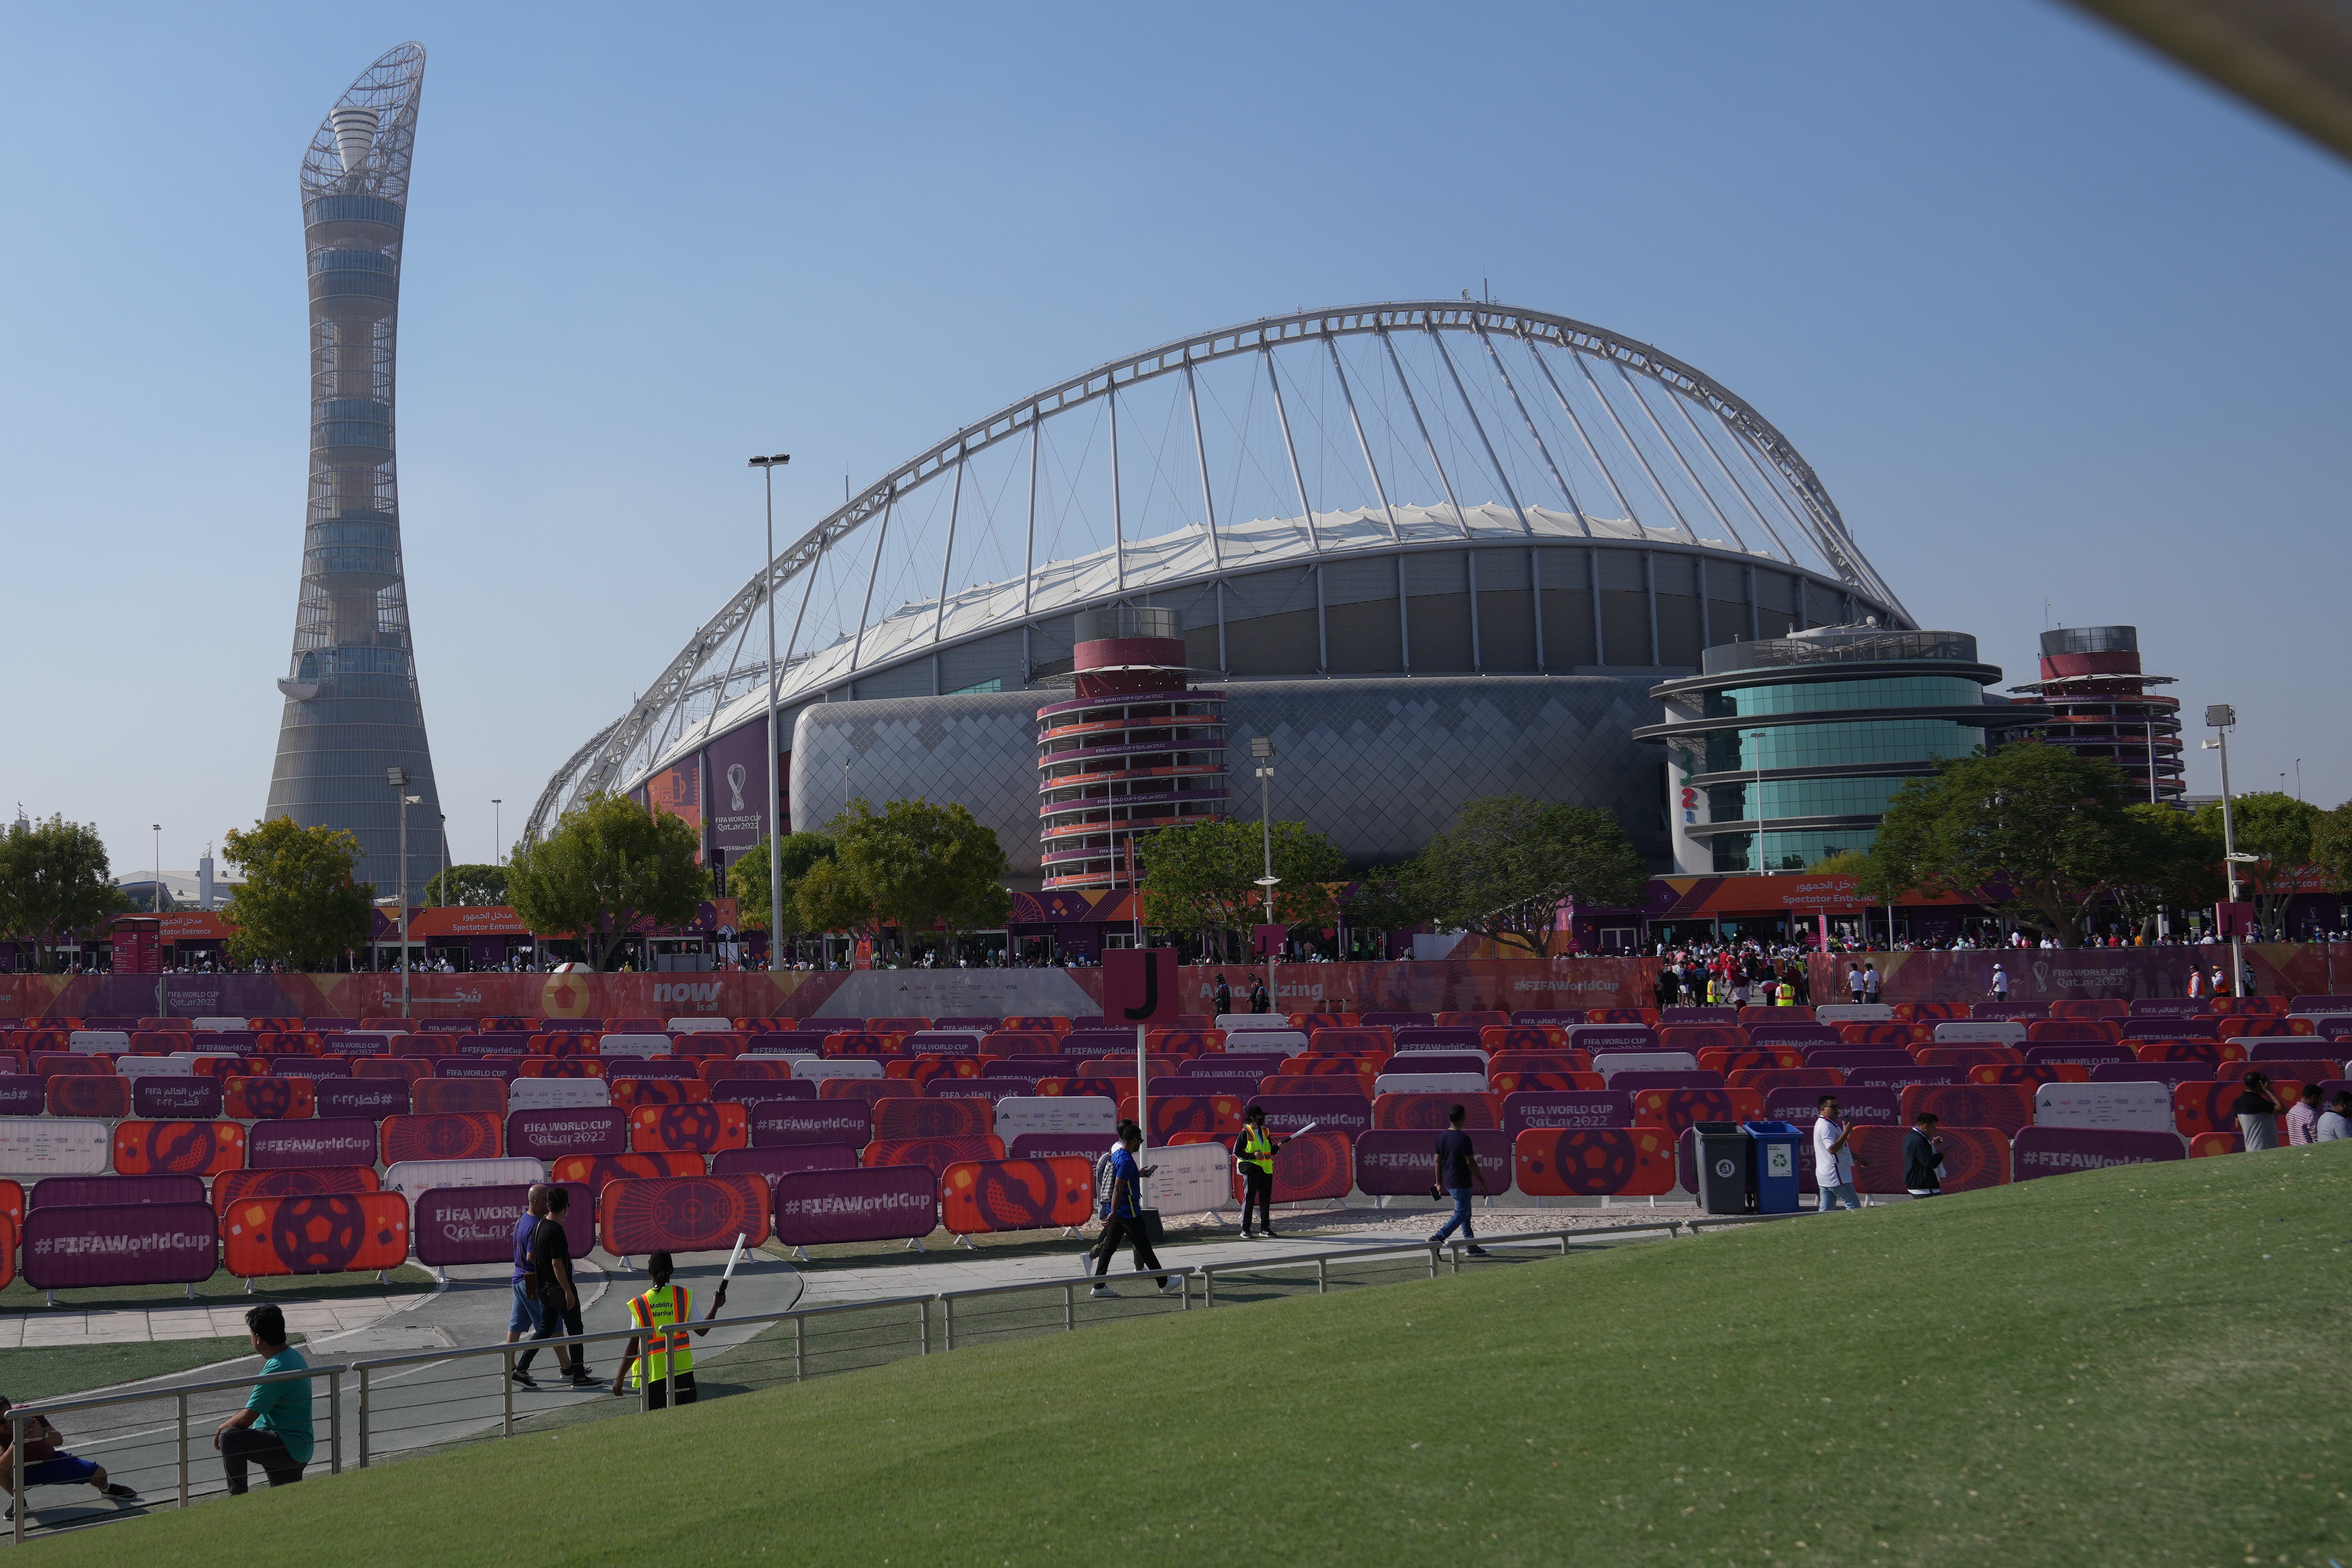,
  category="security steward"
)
[1236,1105,1287,1240]
[610,1249,729,1408]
